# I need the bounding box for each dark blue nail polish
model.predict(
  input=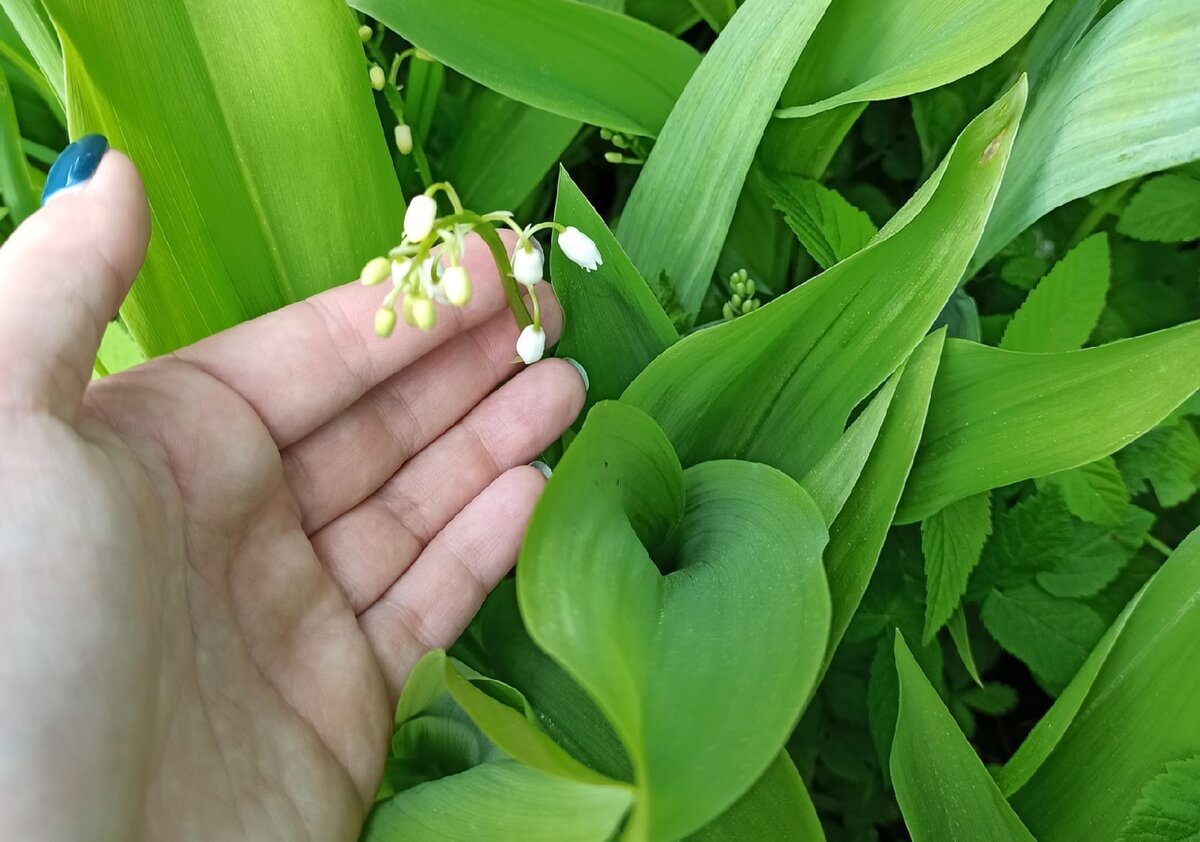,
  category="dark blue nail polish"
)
[42,134,109,205]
